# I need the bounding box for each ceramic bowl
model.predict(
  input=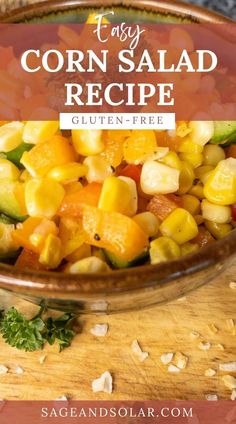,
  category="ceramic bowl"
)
[0,0,234,313]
